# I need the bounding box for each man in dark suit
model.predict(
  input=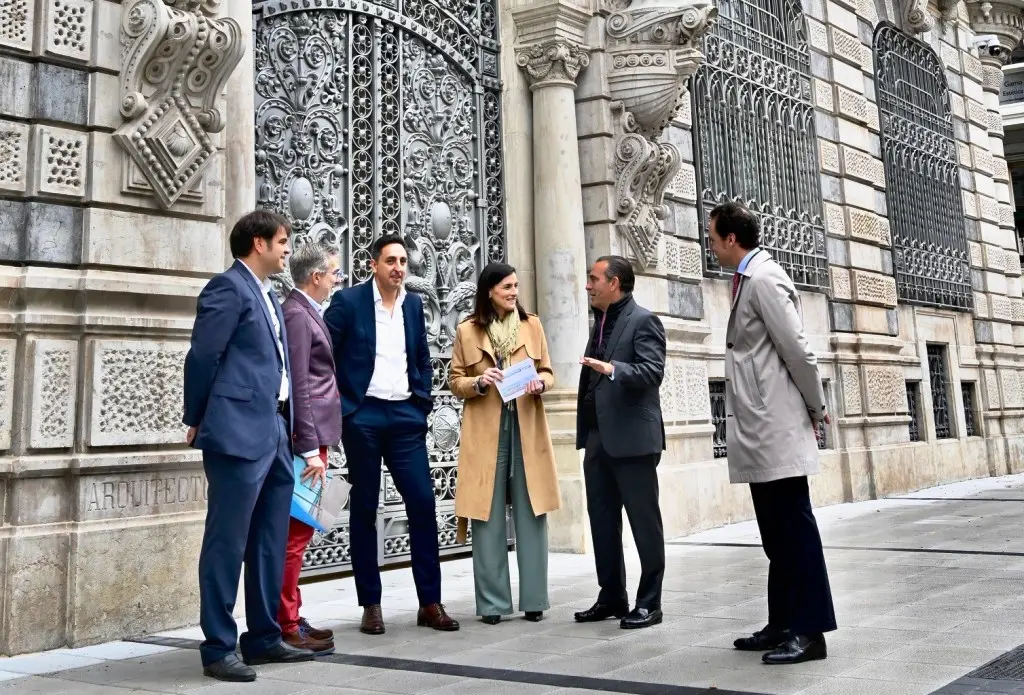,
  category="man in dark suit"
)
[574,255,667,630]
[709,201,835,665]
[278,242,345,654]
[323,234,459,635]
[183,210,315,683]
